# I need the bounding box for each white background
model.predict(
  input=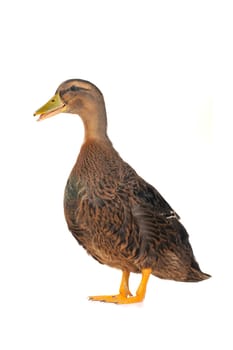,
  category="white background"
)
[0,1,232,349]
